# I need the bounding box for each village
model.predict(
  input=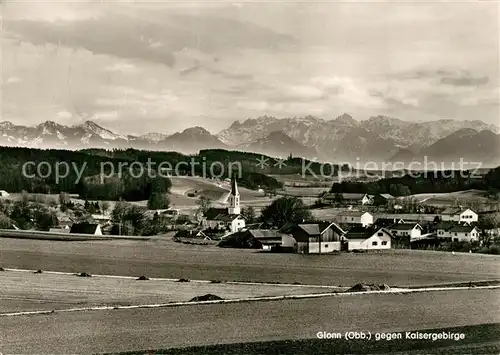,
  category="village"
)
[1,176,498,256]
